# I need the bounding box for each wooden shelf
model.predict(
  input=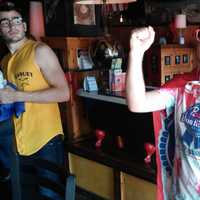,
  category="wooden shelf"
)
[77,89,126,105]
[71,89,157,184]
[66,136,156,183]
[77,87,158,105]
